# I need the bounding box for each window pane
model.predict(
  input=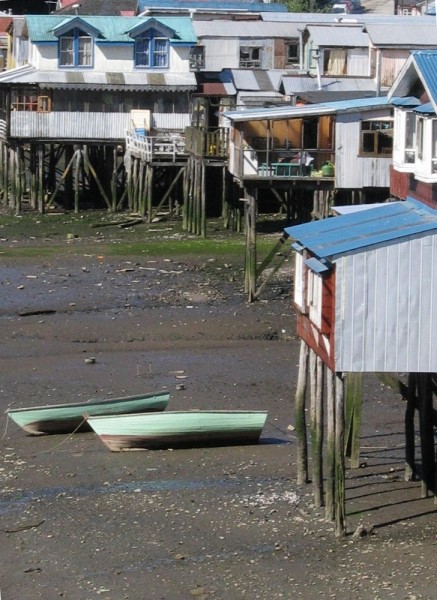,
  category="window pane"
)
[136,38,150,66]
[78,37,92,66]
[60,37,74,66]
[153,38,168,67]
[405,112,415,148]
[362,132,375,153]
